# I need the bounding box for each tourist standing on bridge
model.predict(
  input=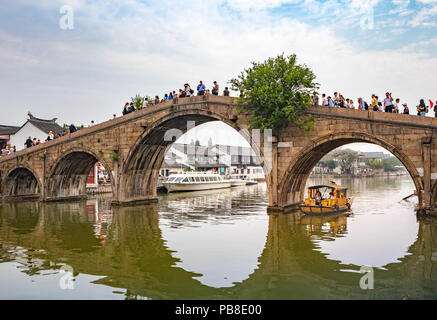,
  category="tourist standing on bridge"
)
[197,81,205,96]
[333,92,340,106]
[371,94,378,111]
[46,130,54,141]
[403,103,409,114]
[142,98,148,109]
[69,123,77,134]
[1,146,8,156]
[417,99,427,116]
[311,92,319,106]
[377,96,383,111]
[393,98,400,114]
[185,83,193,97]
[384,92,394,113]
[327,96,335,107]
[358,98,365,110]
[431,100,436,117]
[122,102,129,115]
[223,87,230,96]
[339,95,346,108]
[212,81,219,95]
[322,94,328,106]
